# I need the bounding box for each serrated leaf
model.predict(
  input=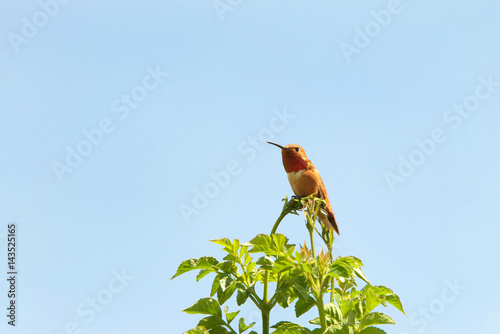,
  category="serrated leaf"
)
[171,257,218,279]
[295,296,316,317]
[293,280,311,300]
[211,238,234,251]
[328,263,351,279]
[324,302,343,323]
[236,286,249,305]
[346,256,364,266]
[325,325,355,334]
[359,327,387,334]
[360,312,395,329]
[322,324,343,333]
[273,256,294,274]
[363,286,381,314]
[276,291,296,308]
[217,280,237,305]
[238,317,255,333]
[219,275,235,291]
[223,306,240,325]
[211,275,221,297]
[196,269,212,281]
[246,262,256,273]
[183,298,222,318]
[223,253,239,262]
[209,326,231,334]
[217,261,238,275]
[198,316,226,330]
[248,234,276,254]
[185,326,210,334]
[385,294,405,315]
[271,234,288,252]
[243,252,252,265]
[354,267,370,284]
[370,286,393,295]
[271,321,312,334]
